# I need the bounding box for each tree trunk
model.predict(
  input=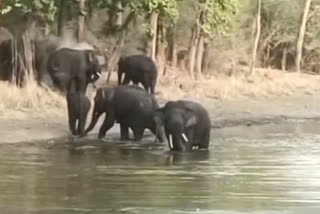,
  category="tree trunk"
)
[77,0,86,42]
[250,0,261,75]
[58,0,66,36]
[188,8,203,78]
[156,19,166,77]
[296,0,312,73]
[195,34,204,78]
[202,42,210,74]
[281,46,288,71]
[148,12,158,61]
[167,26,177,68]
[106,31,126,83]
[188,23,200,78]
[115,1,123,29]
